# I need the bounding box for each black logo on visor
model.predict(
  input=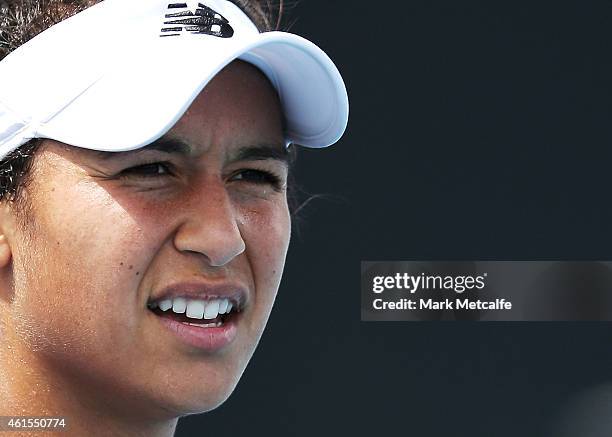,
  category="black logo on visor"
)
[160,2,234,38]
